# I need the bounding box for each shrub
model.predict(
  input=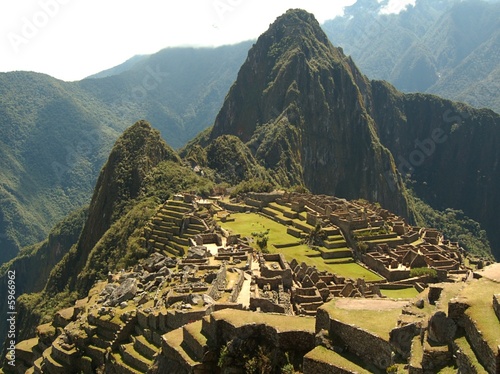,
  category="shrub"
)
[410,267,437,278]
